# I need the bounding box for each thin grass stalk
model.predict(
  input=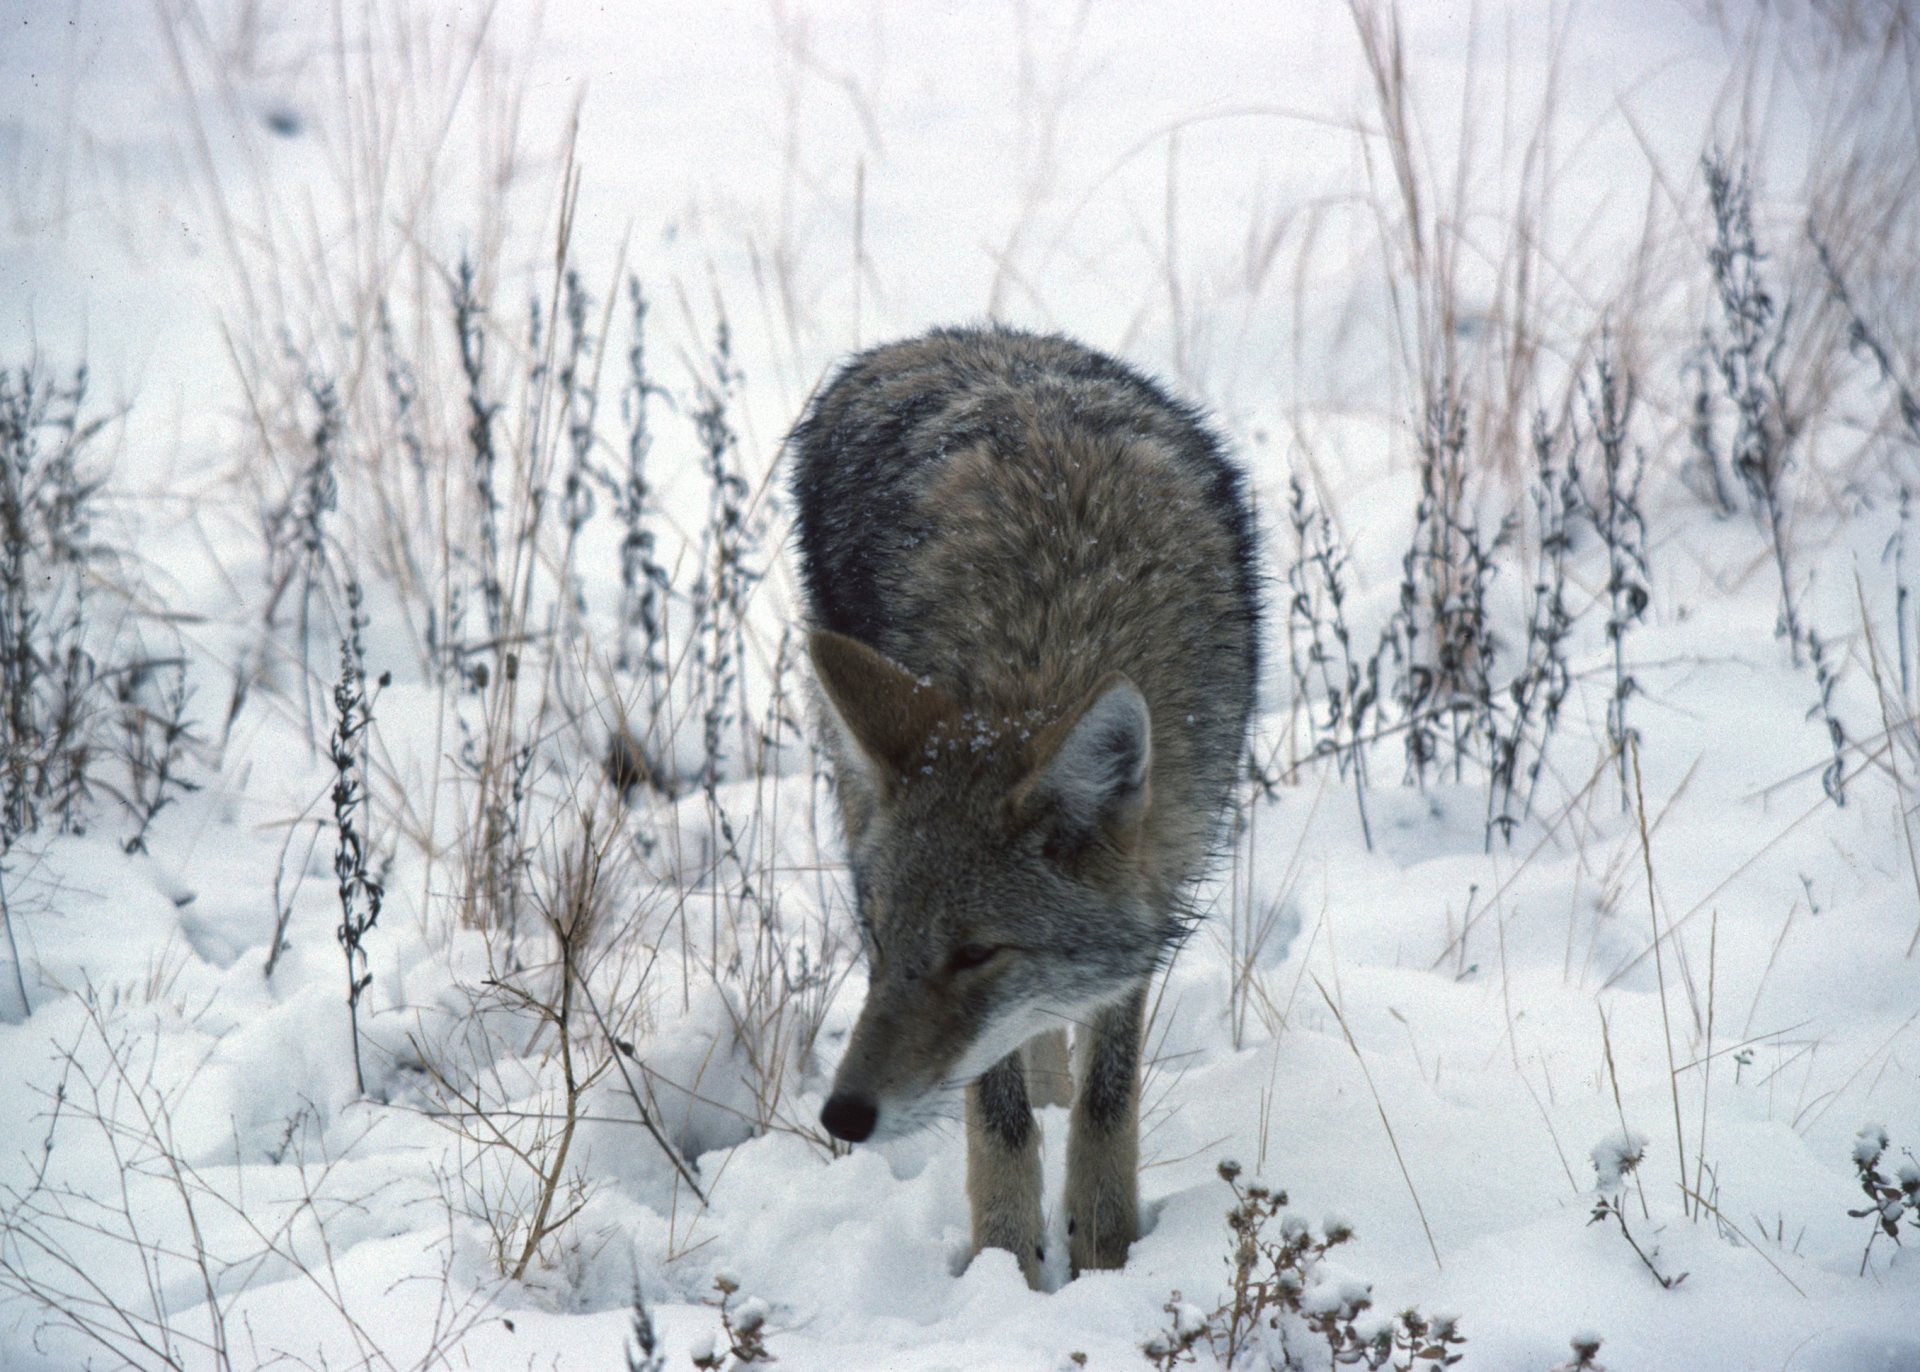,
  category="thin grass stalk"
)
[1855,575,1920,957]
[1313,976,1443,1271]
[1630,741,1690,1220]
[1691,910,1717,1224]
